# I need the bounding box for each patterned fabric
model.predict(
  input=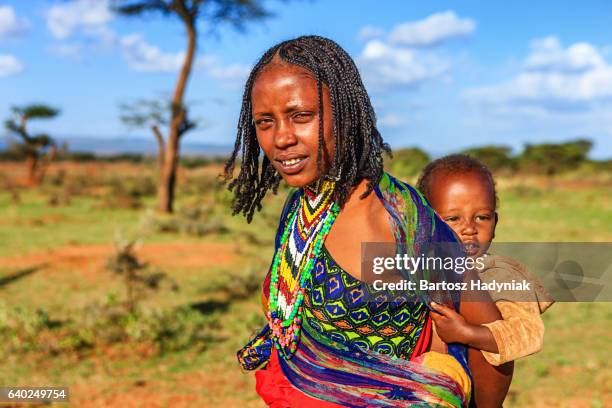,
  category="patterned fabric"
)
[238,325,272,371]
[302,244,428,360]
[281,321,470,407]
[238,172,471,407]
